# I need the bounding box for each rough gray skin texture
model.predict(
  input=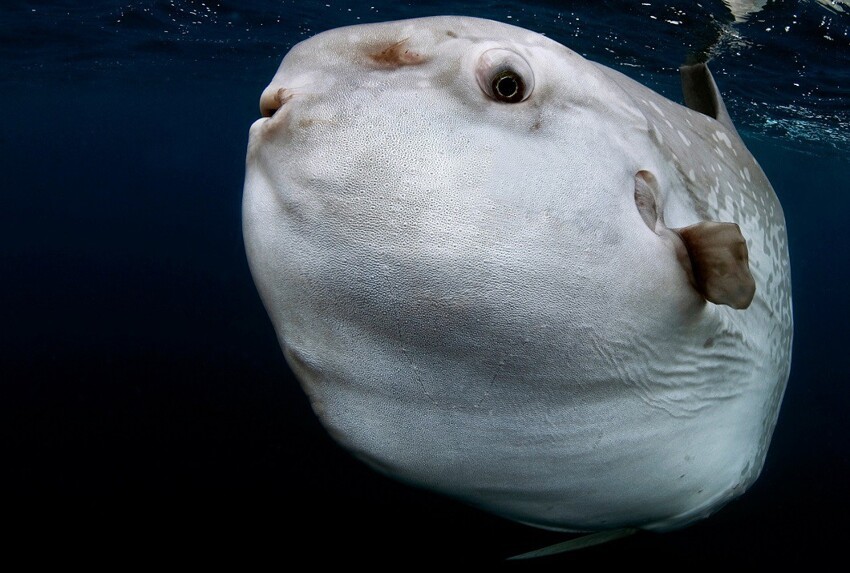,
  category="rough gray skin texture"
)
[243,16,792,532]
